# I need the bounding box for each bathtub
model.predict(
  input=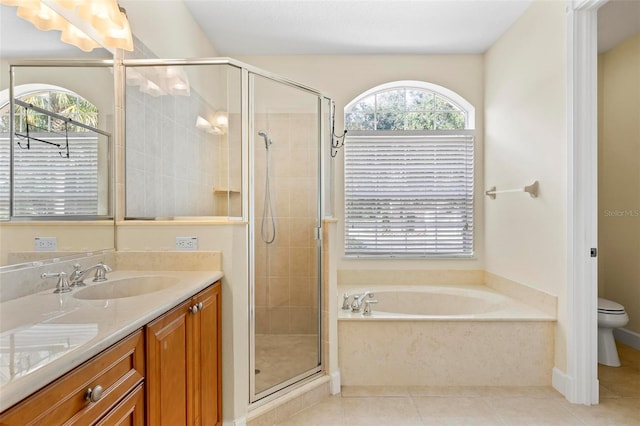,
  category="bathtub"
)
[337,284,556,386]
